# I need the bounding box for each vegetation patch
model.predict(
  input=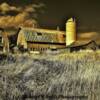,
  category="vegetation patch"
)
[0,52,100,100]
